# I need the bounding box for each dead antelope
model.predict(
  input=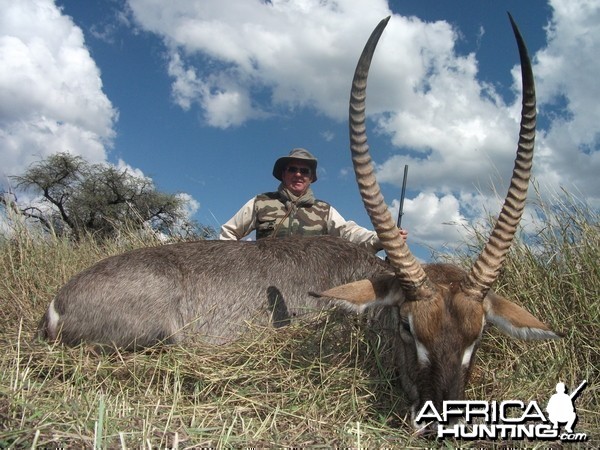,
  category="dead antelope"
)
[311,13,561,428]
[38,14,559,430]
